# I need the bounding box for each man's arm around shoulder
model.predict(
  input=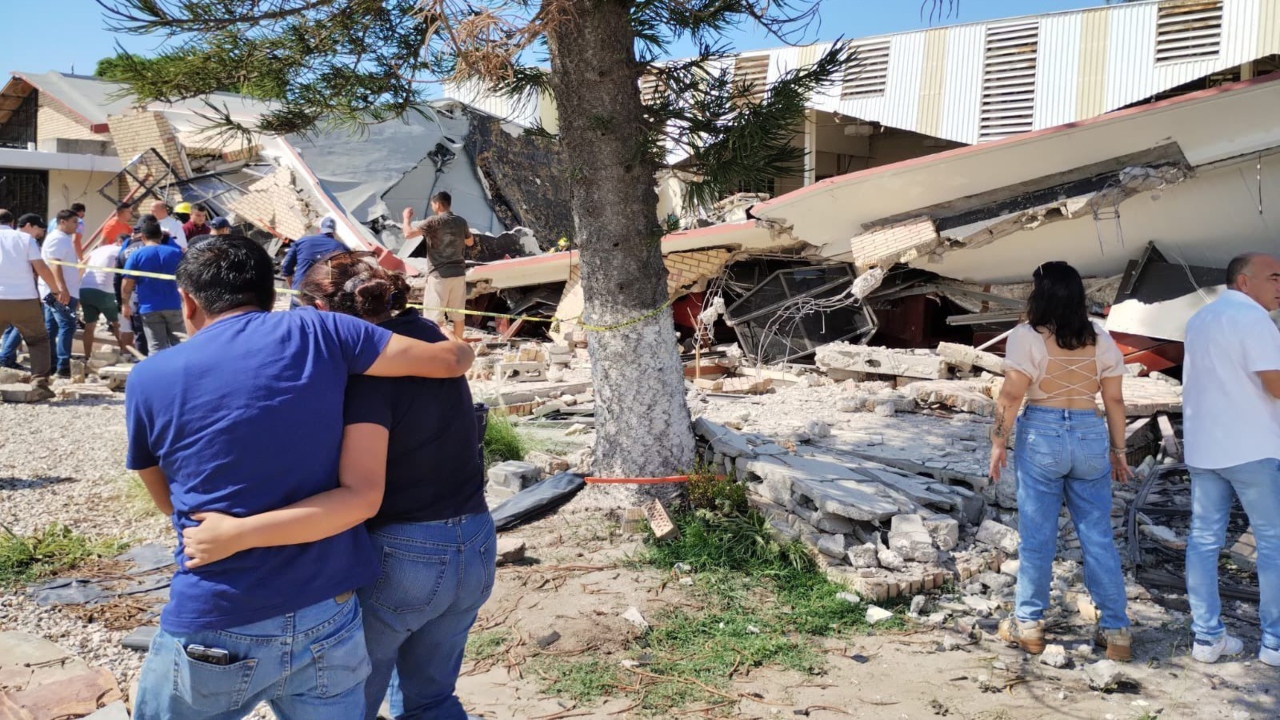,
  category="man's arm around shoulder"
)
[364,331,474,379]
